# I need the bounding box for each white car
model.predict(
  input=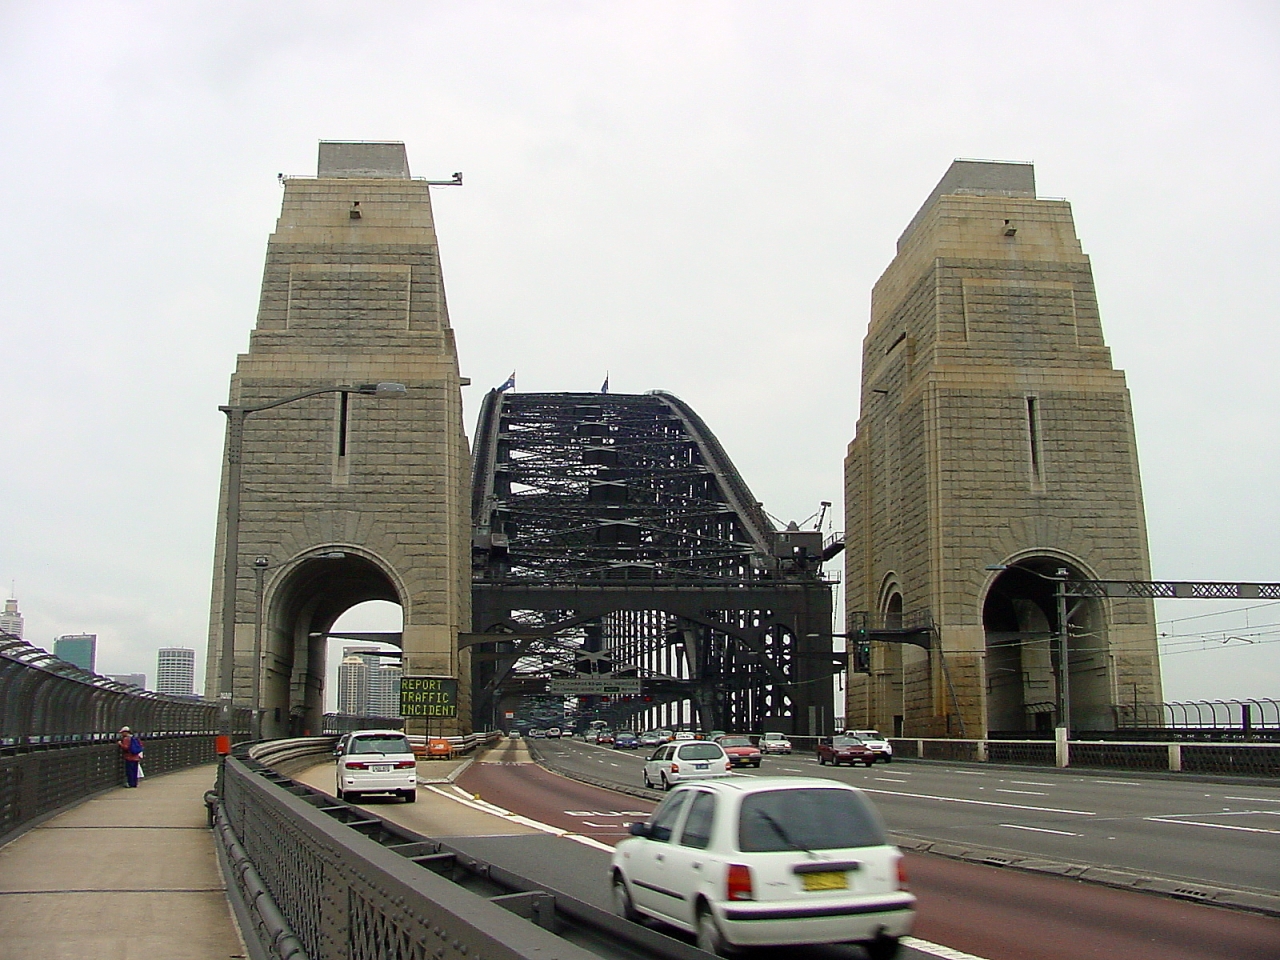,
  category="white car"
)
[546,726,562,739]
[760,732,792,754]
[336,729,417,803]
[848,729,893,762]
[642,741,731,790]
[612,778,914,958]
